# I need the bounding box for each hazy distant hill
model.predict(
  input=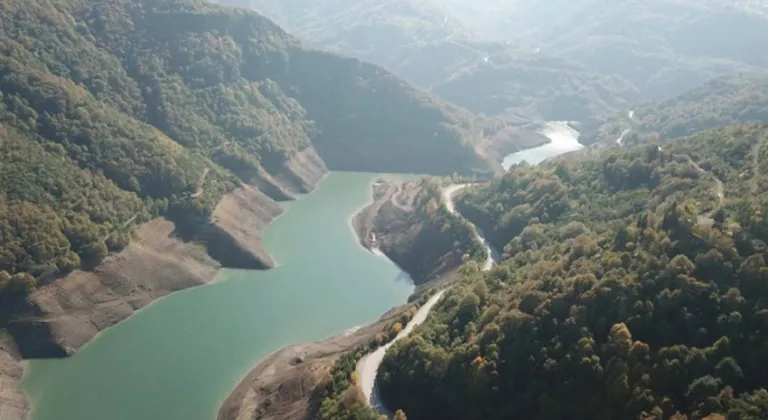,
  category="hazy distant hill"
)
[218,0,642,121]
[583,73,768,146]
[433,0,768,100]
